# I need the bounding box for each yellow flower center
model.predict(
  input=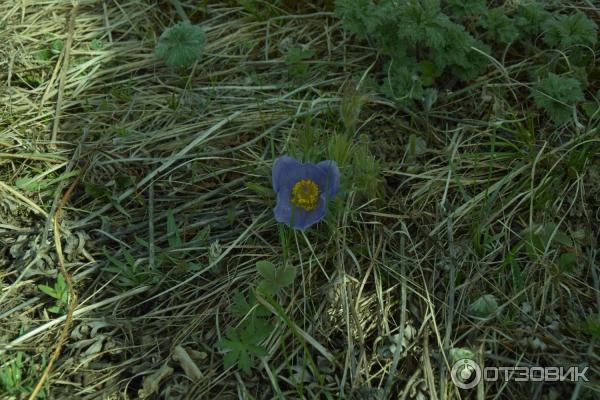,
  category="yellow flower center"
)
[291,179,319,211]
